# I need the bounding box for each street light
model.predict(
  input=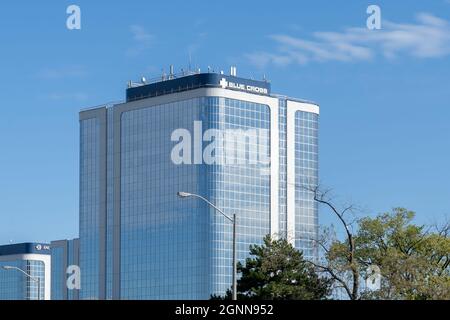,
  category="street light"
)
[177,191,237,301]
[1,265,41,300]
